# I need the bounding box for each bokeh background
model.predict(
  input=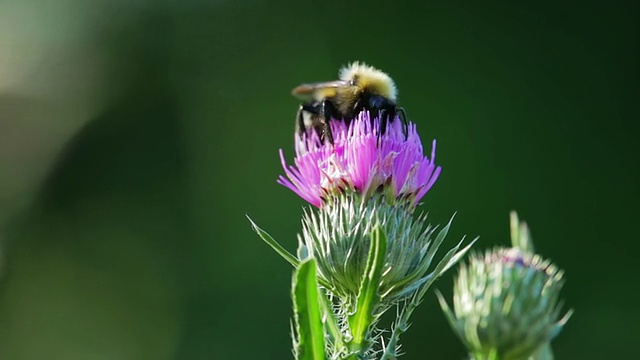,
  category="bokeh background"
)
[0,0,637,359]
